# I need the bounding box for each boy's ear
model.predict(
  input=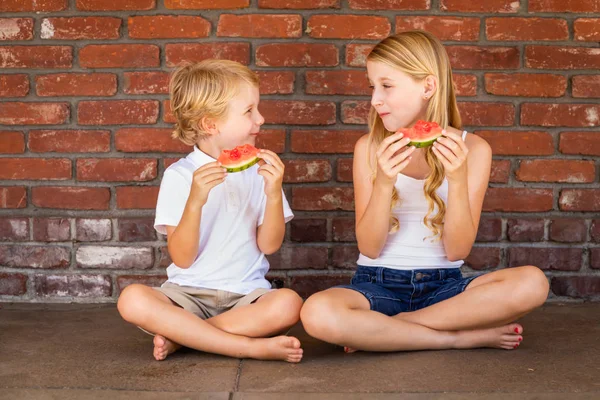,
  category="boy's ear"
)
[422,75,437,100]
[199,116,219,136]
